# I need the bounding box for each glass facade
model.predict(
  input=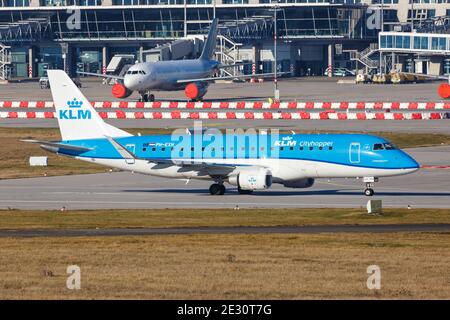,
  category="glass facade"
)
[0,6,372,41]
[40,0,101,4]
[409,0,448,3]
[371,0,399,4]
[1,0,30,6]
[380,32,449,52]
[444,59,450,75]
